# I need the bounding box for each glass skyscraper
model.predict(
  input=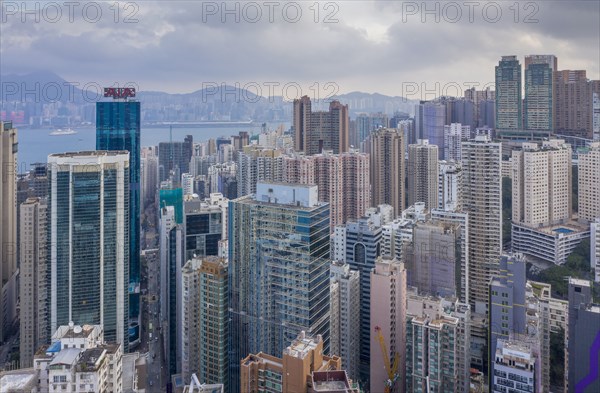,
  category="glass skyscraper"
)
[228,182,330,392]
[96,100,141,343]
[48,151,130,352]
[495,56,523,131]
[524,55,557,131]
